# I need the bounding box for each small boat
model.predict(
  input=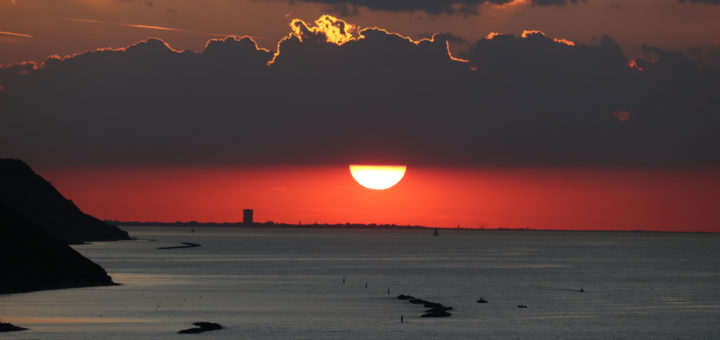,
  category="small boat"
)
[476,297,488,303]
[190,227,196,233]
[433,229,439,237]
